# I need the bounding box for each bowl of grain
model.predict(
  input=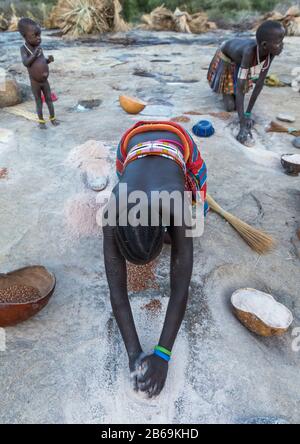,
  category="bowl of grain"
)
[281,154,300,176]
[0,266,56,327]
